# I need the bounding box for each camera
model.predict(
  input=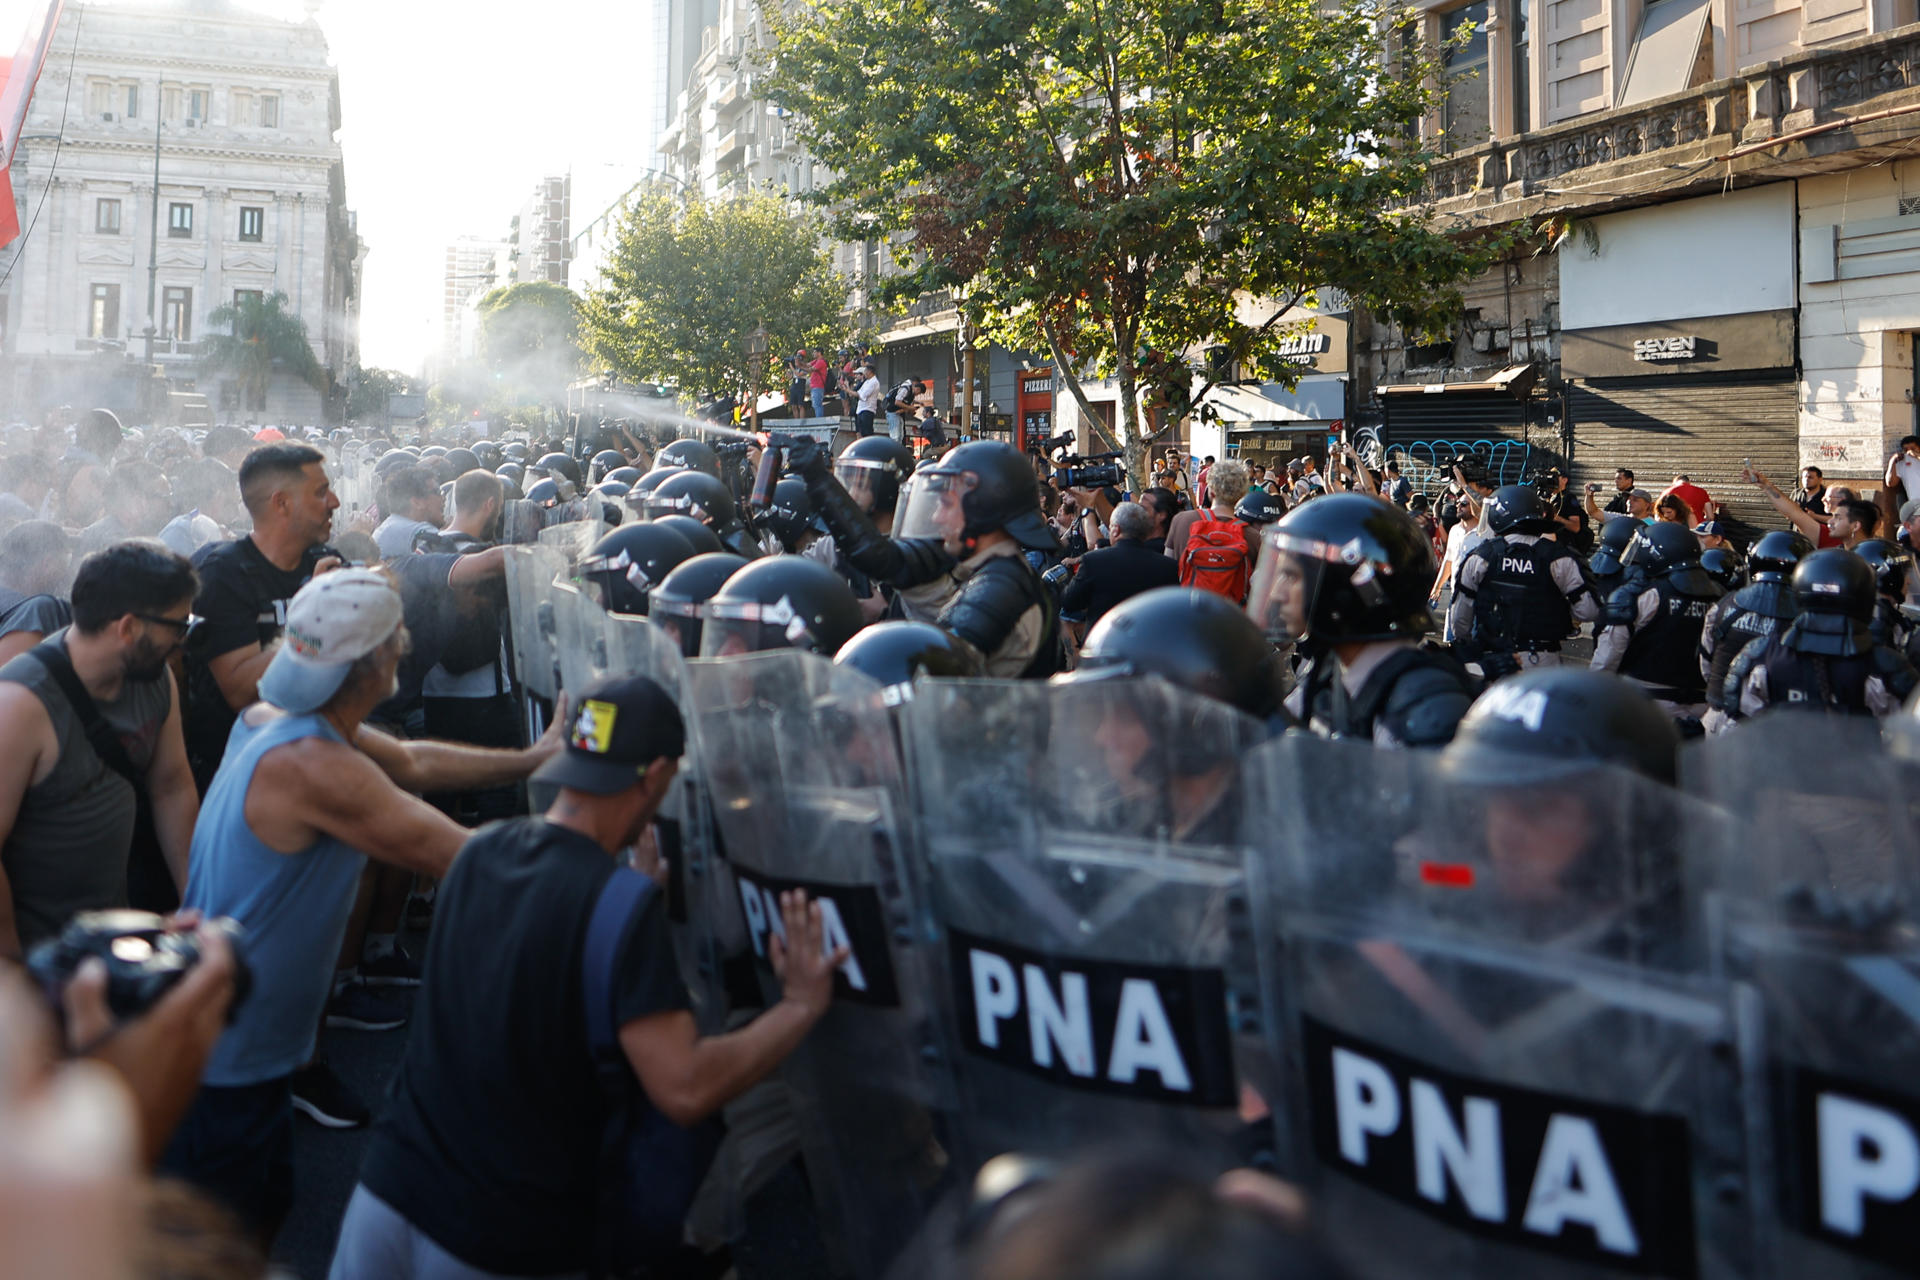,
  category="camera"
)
[1051,451,1124,490]
[1443,453,1489,486]
[27,911,251,1025]
[1041,561,1075,590]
